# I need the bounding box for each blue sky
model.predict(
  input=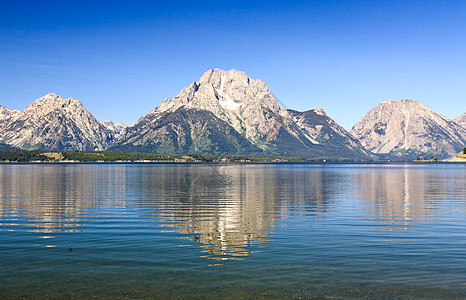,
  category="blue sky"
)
[1,0,465,129]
